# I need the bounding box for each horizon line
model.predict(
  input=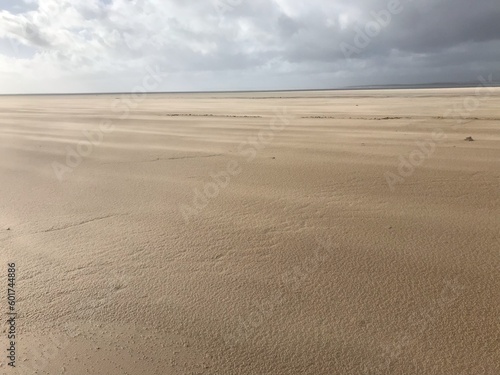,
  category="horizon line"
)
[1,81,499,96]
